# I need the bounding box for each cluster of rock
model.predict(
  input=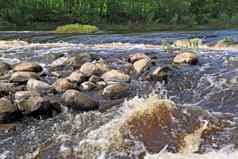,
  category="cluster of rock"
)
[0,51,198,123]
